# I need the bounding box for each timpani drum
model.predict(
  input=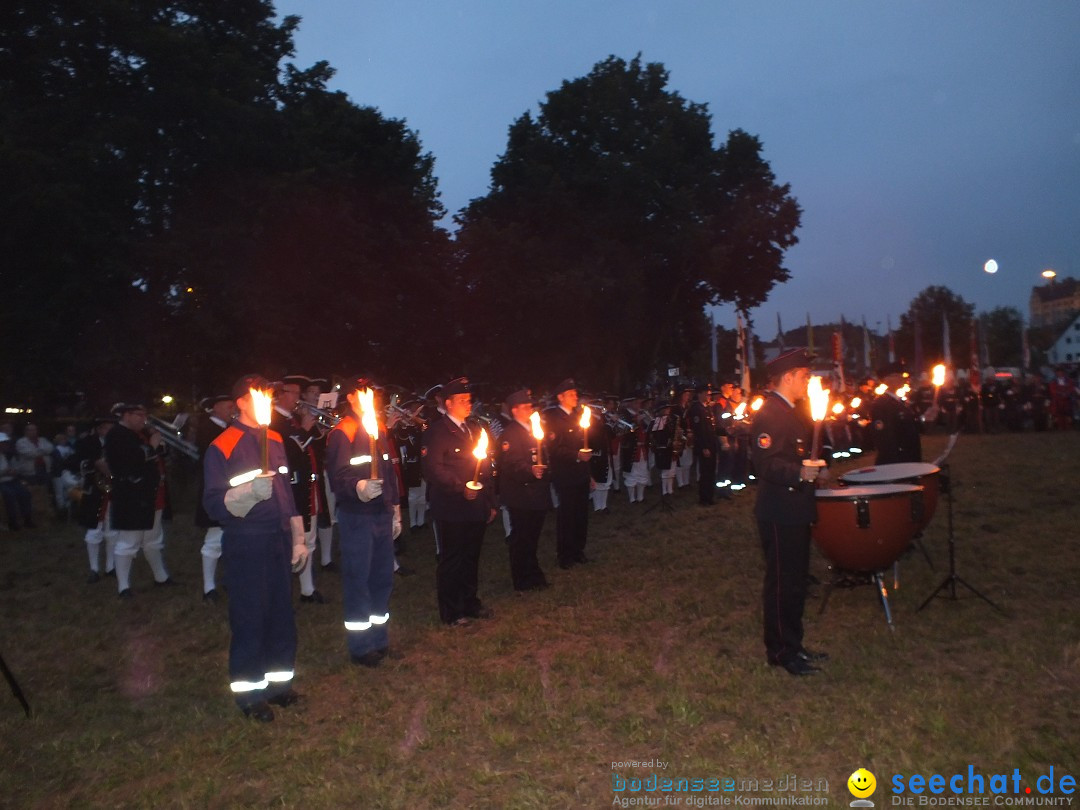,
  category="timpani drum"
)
[812,484,924,572]
[840,462,941,531]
